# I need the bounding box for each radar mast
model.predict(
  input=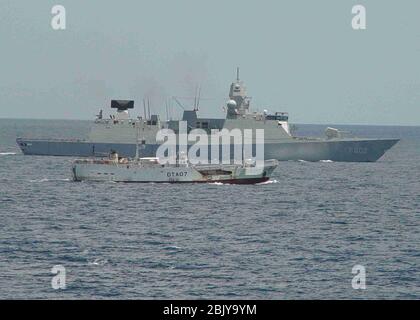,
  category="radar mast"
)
[227,68,251,118]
